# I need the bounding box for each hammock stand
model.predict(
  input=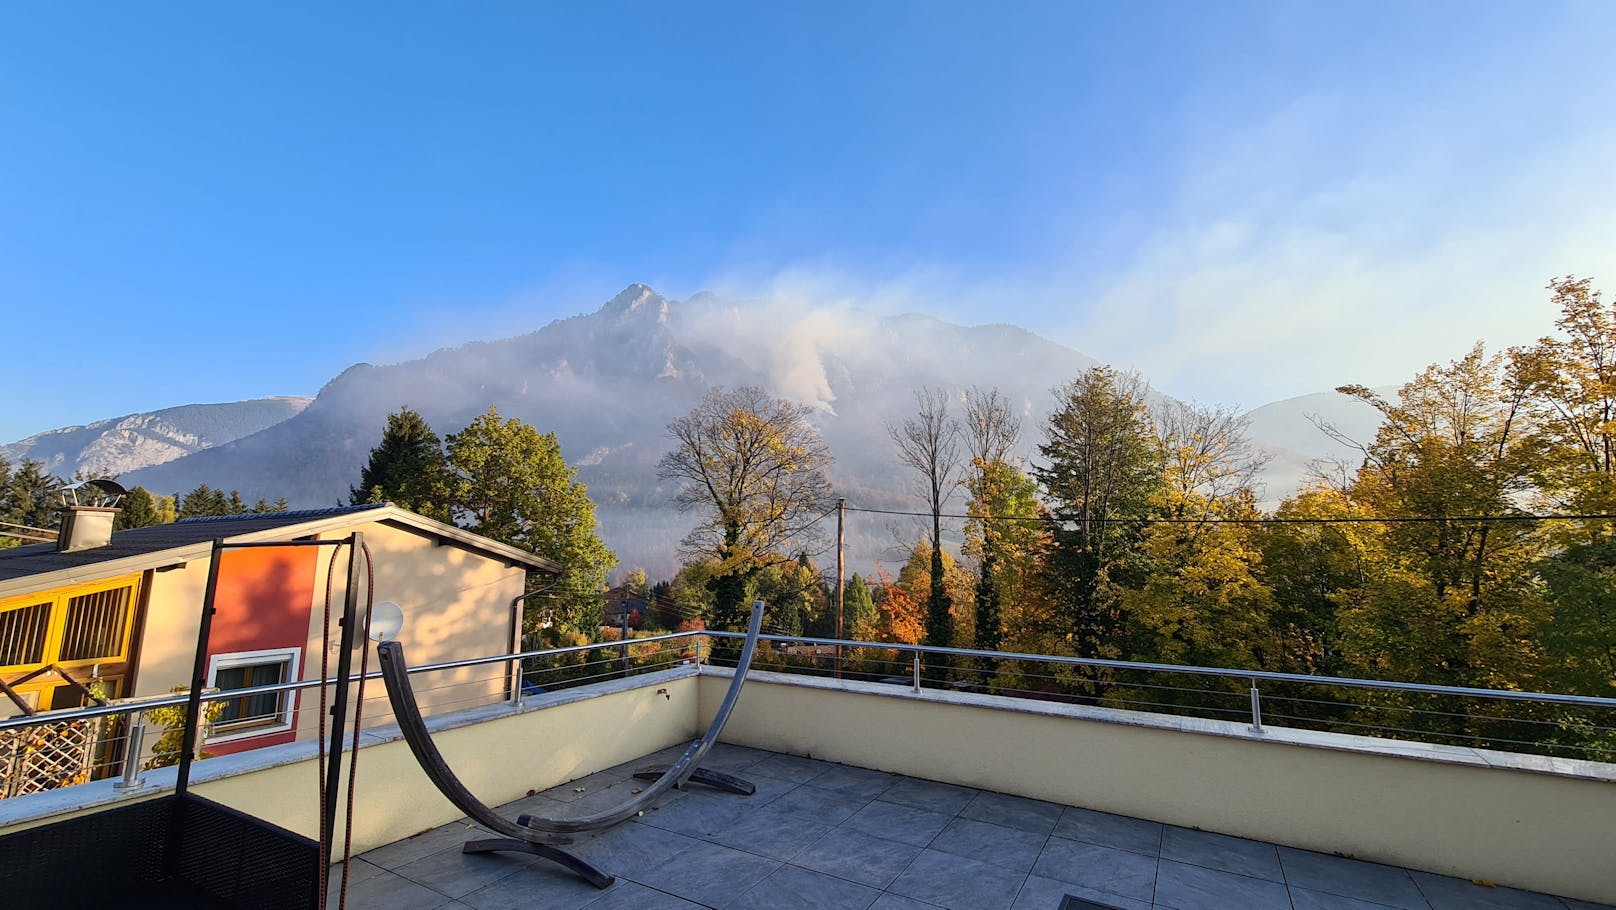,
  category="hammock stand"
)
[374,600,765,888]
